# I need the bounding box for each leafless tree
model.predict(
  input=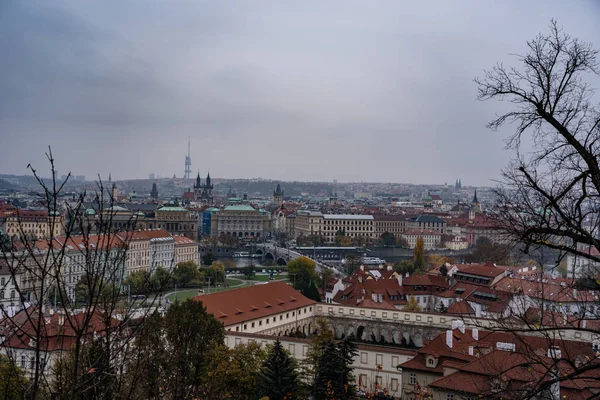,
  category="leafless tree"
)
[471,20,600,399]
[0,148,171,399]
